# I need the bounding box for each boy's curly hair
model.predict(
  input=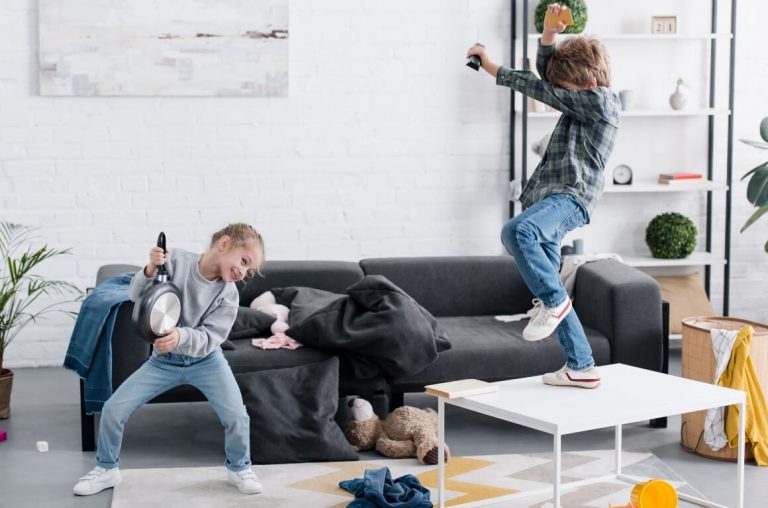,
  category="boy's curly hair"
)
[546,36,611,88]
